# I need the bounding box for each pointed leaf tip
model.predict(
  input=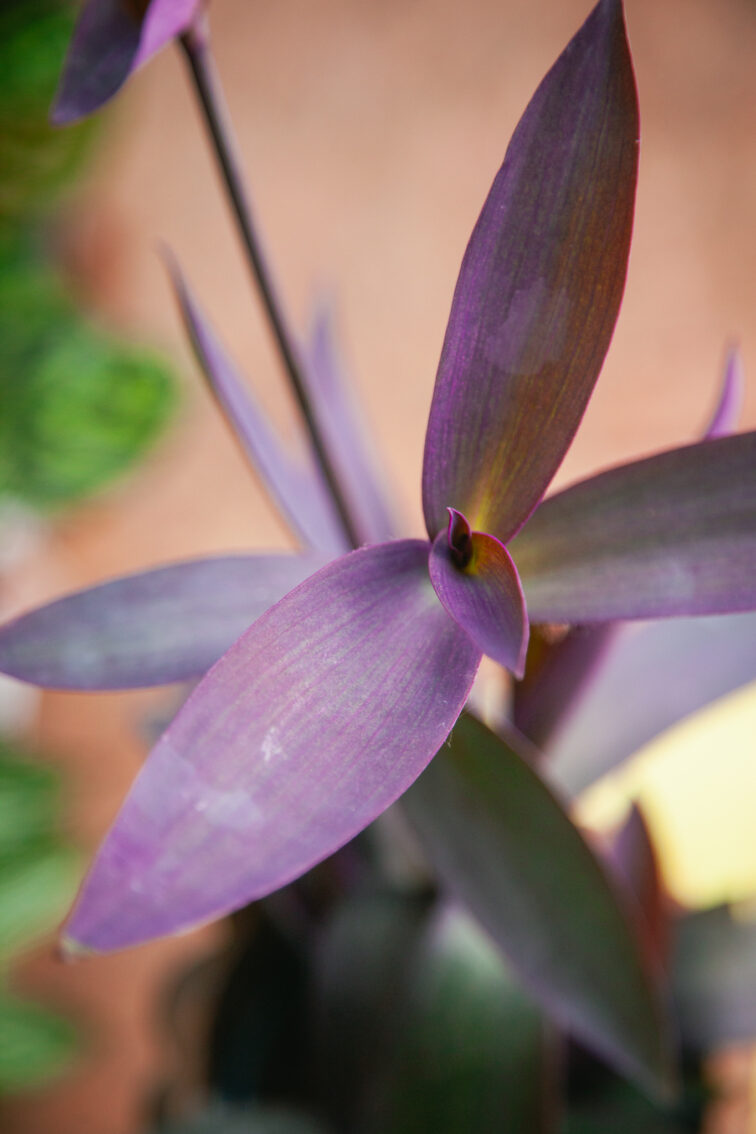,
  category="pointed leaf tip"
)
[705,345,744,439]
[166,256,346,555]
[65,542,481,952]
[58,935,94,962]
[609,804,669,968]
[422,0,638,543]
[52,0,201,124]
